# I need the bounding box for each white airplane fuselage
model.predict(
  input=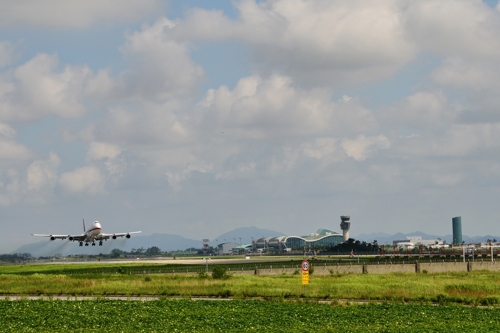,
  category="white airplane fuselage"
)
[83,221,102,242]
